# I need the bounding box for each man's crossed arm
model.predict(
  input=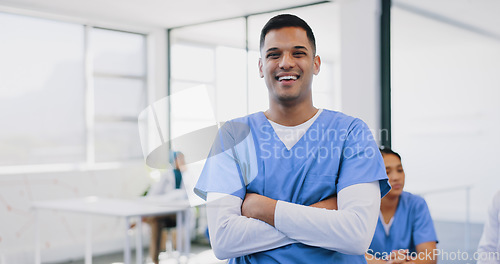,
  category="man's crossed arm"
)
[206,181,381,260]
[241,193,338,226]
